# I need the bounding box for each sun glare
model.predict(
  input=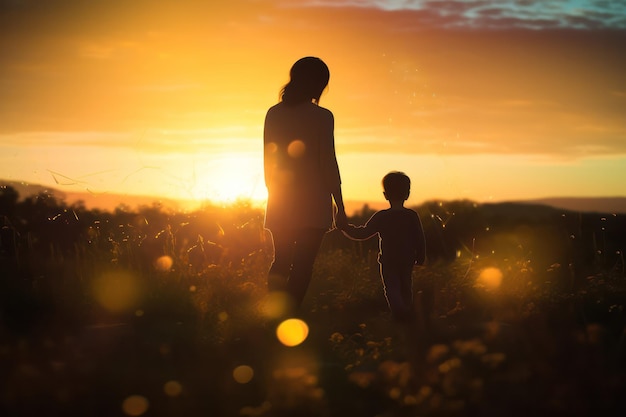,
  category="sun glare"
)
[190,153,267,205]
